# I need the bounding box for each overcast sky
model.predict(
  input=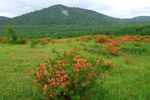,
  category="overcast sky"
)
[0,0,150,18]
